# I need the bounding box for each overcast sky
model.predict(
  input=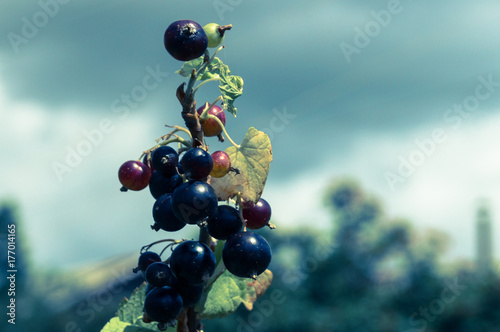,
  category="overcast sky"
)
[2,0,500,269]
